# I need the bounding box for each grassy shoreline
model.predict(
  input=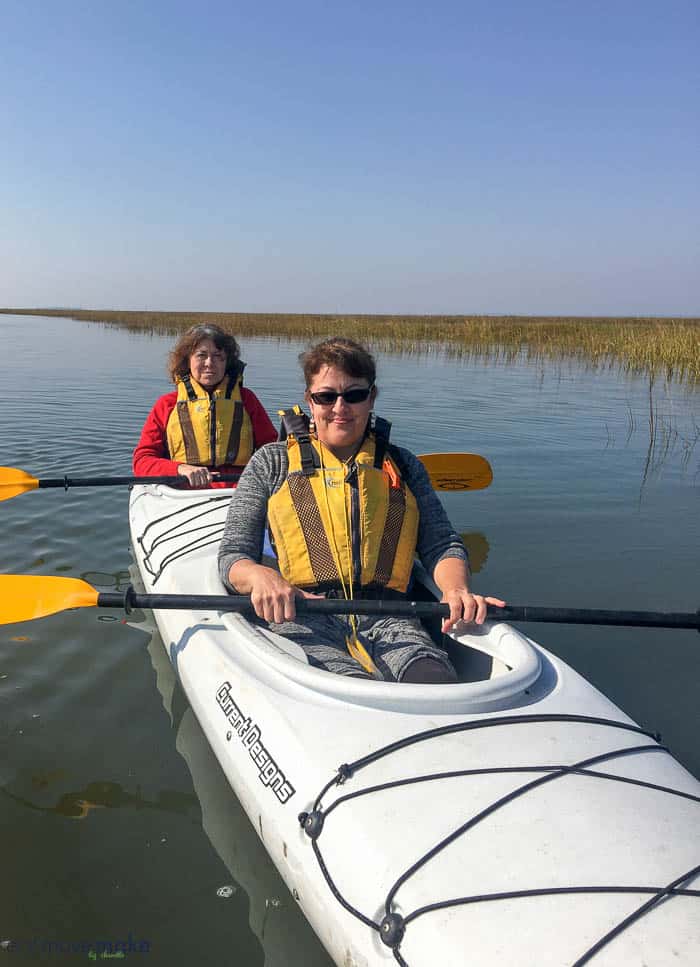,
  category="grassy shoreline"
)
[2,307,699,384]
